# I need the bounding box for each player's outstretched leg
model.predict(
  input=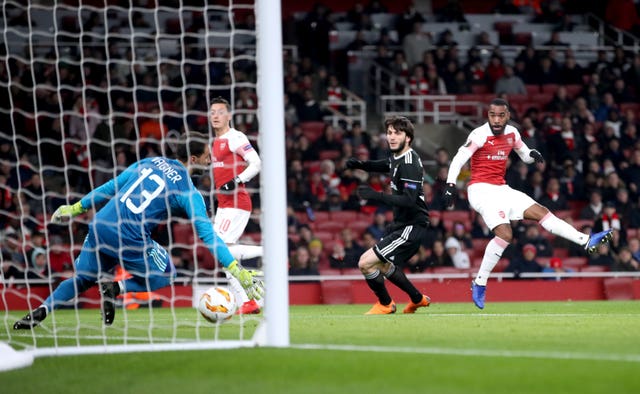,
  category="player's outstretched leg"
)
[101,281,120,326]
[13,306,47,330]
[585,229,614,254]
[471,280,486,310]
